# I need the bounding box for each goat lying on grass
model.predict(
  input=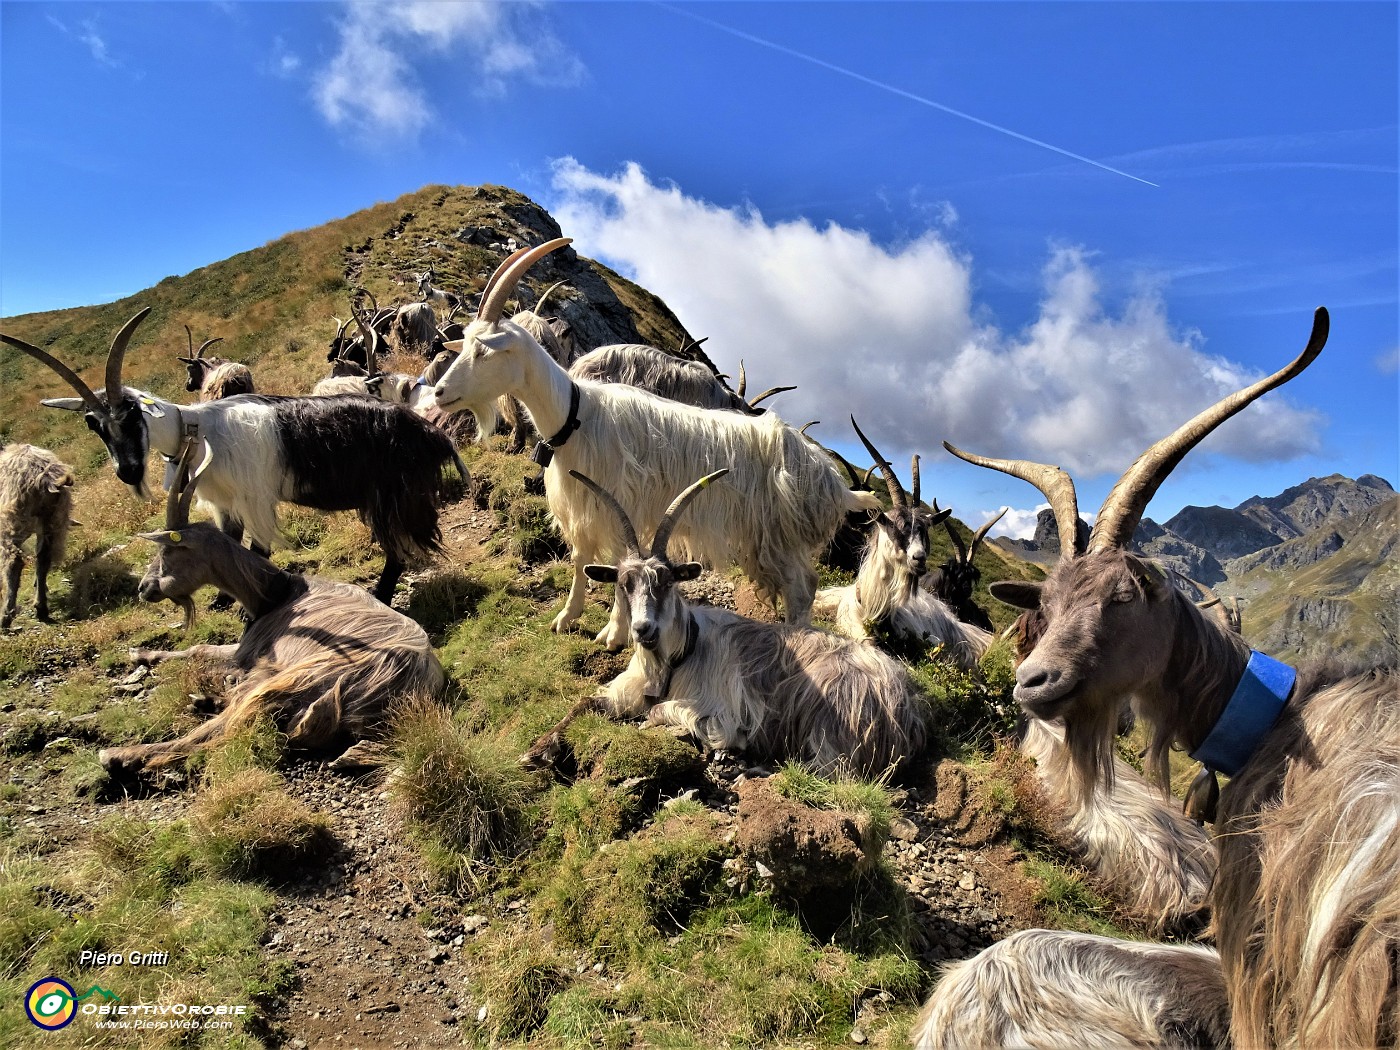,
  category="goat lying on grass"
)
[813,420,990,668]
[100,439,445,774]
[0,442,74,630]
[521,469,928,779]
[954,307,1399,1048]
[910,929,1230,1050]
